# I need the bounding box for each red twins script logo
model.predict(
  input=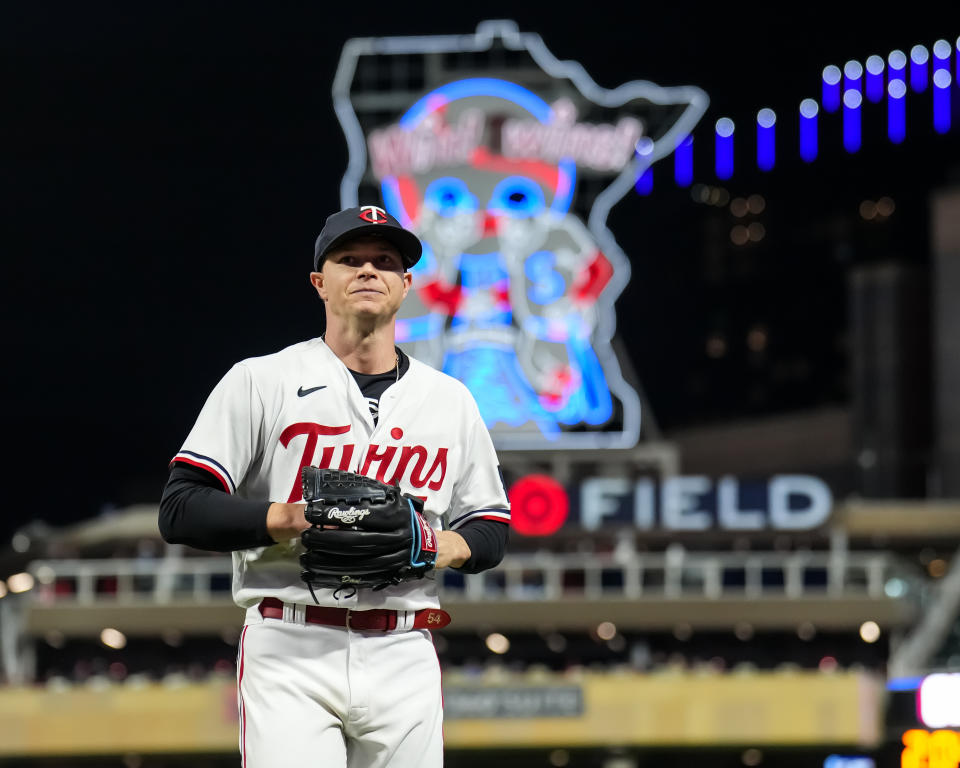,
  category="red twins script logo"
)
[280,422,448,503]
